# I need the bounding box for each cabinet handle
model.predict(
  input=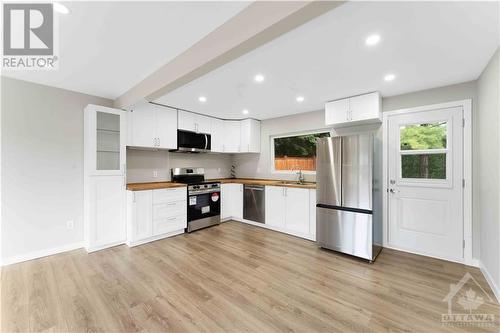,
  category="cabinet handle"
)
[158,138,161,147]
